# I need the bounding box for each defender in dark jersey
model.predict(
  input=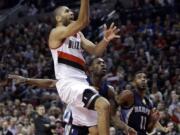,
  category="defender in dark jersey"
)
[116,72,169,135]
[87,58,137,135]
